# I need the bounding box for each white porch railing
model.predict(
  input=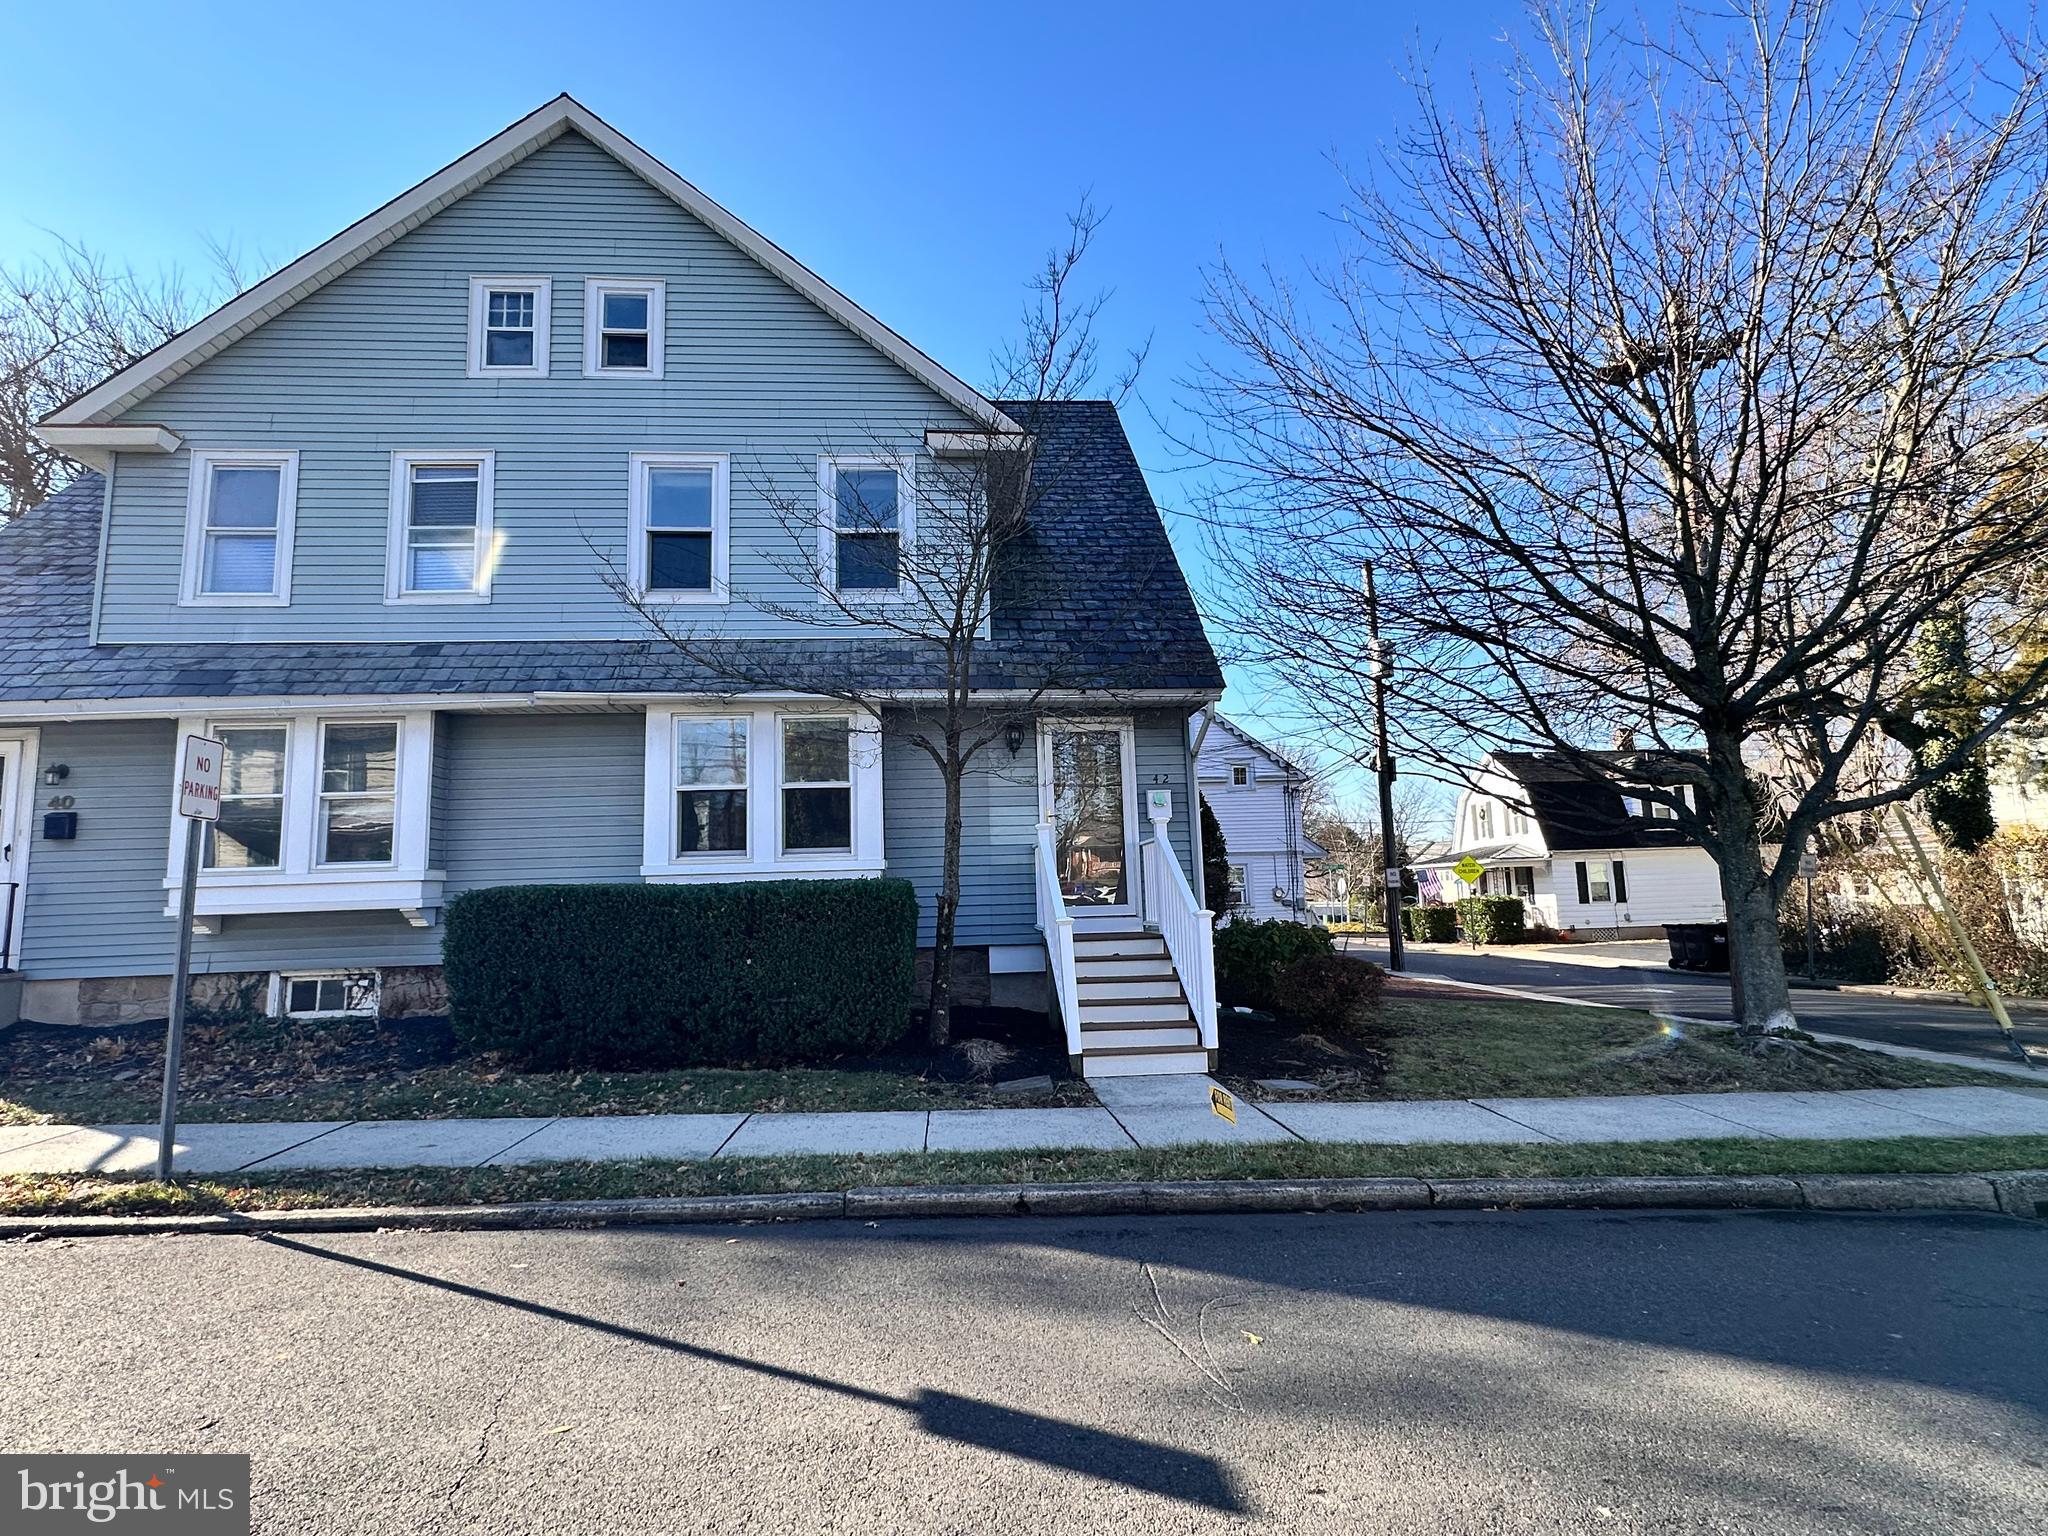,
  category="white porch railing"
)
[1140,835,1218,1052]
[1034,821,1083,1058]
